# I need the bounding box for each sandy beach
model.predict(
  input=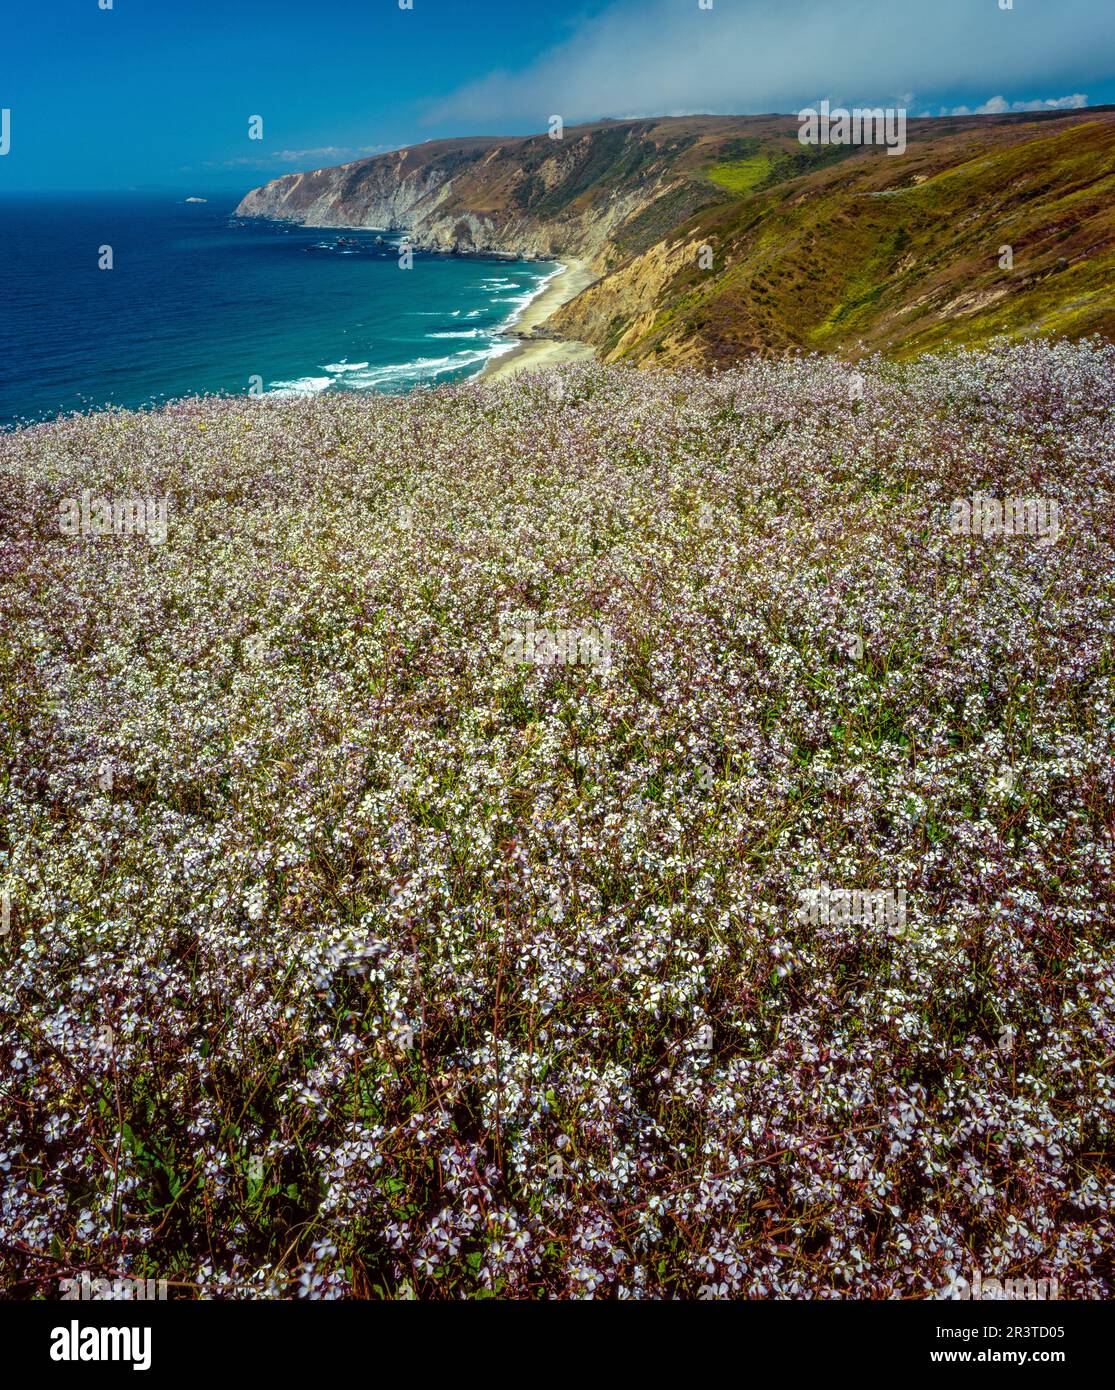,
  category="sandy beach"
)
[482,258,599,380]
